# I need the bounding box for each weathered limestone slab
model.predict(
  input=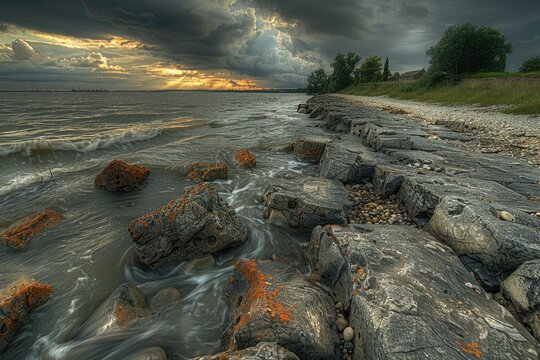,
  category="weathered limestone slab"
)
[309,224,540,359]
[293,136,330,163]
[398,173,539,220]
[426,196,540,275]
[317,111,352,132]
[222,260,340,359]
[372,164,415,198]
[319,135,394,184]
[191,342,299,360]
[502,260,540,340]
[262,171,350,231]
[129,183,247,267]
